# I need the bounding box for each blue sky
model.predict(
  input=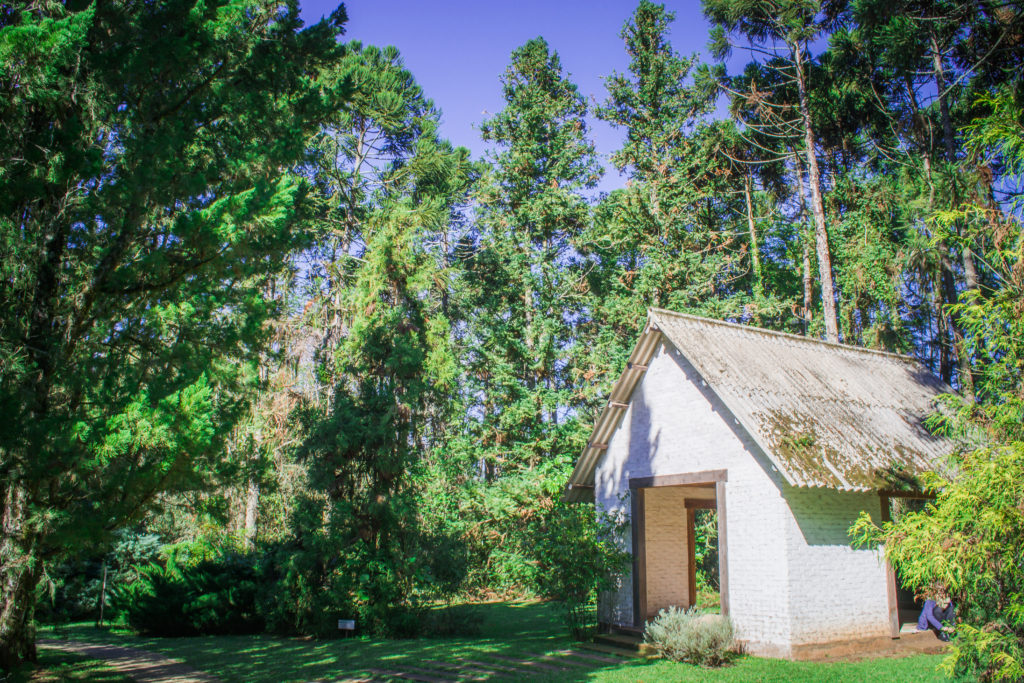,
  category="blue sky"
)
[298,0,729,193]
